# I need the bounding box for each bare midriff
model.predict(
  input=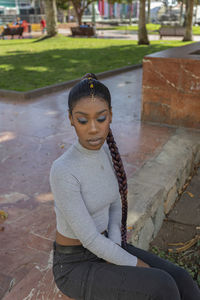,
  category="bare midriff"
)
[56,230,107,246]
